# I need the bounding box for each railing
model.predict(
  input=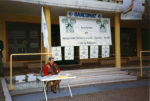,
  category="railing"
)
[8,53,52,90]
[139,51,150,77]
